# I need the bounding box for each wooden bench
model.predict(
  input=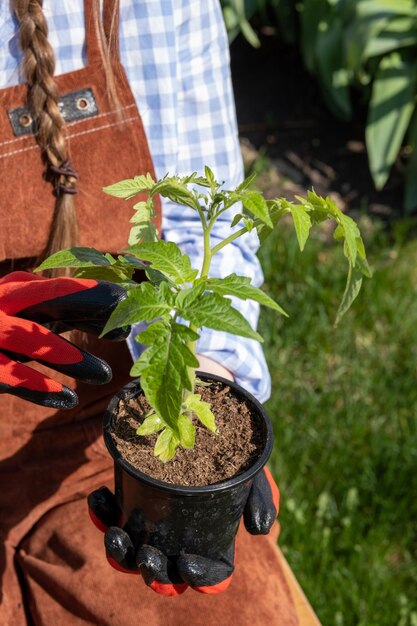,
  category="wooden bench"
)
[277,548,322,626]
